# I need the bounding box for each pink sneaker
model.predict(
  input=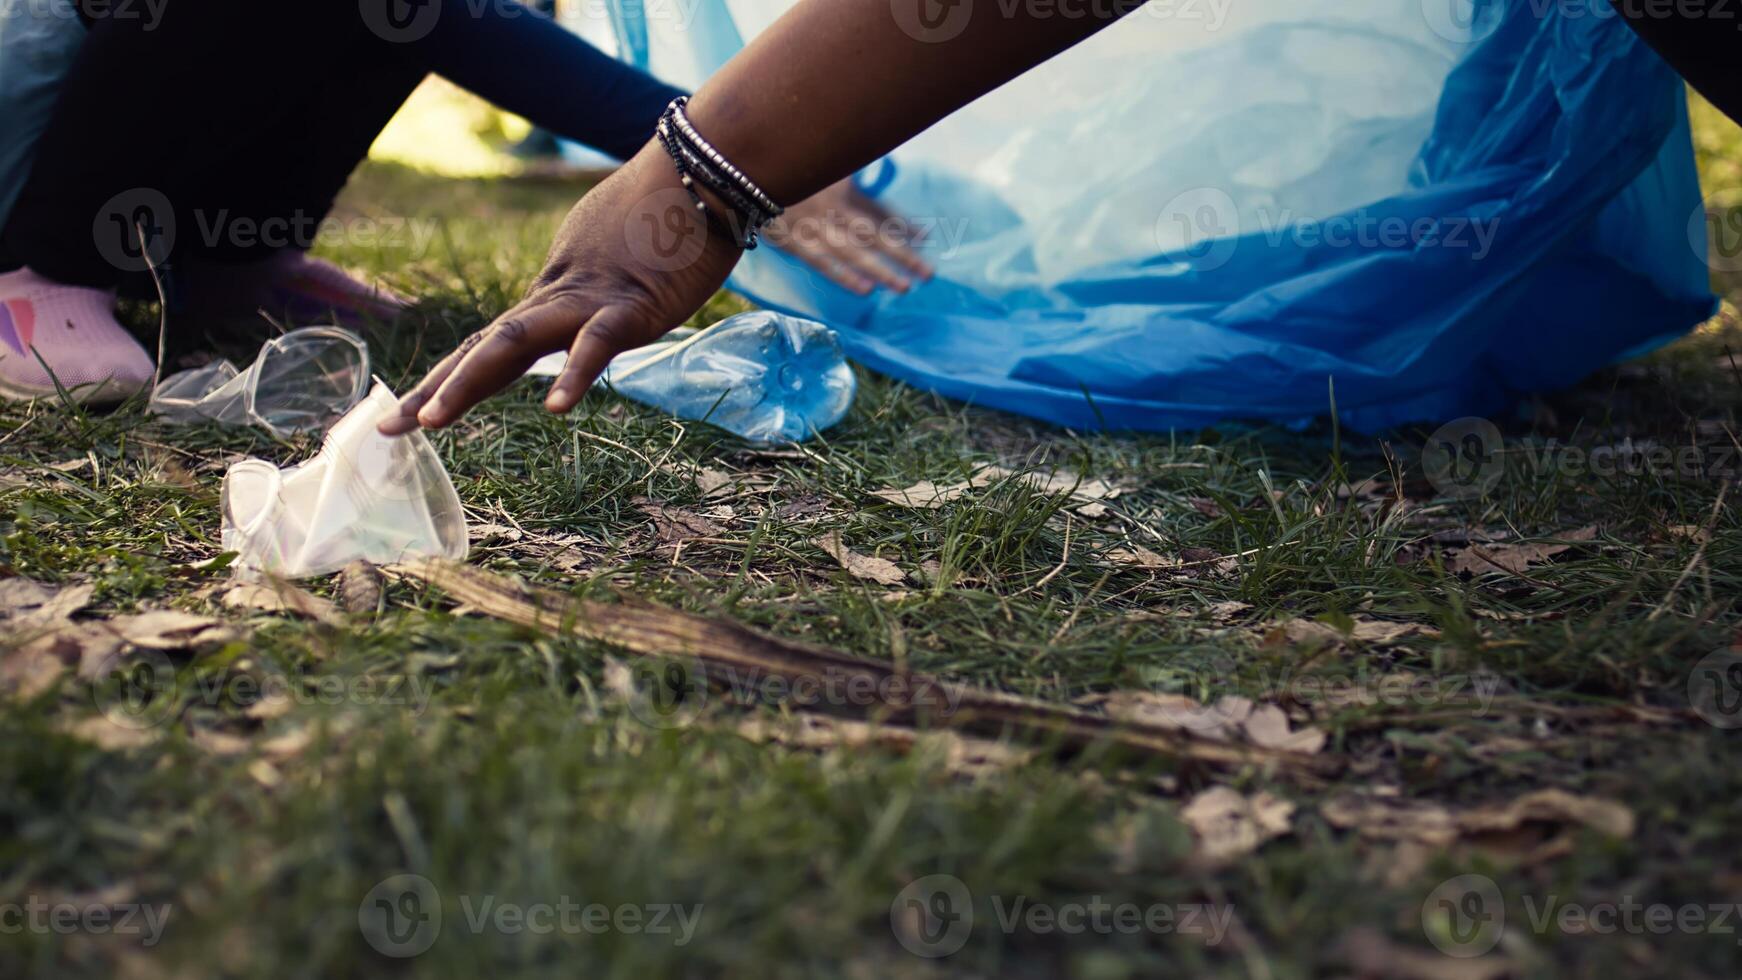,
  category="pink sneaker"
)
[176,251,411,332]
[0,267,154,405]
